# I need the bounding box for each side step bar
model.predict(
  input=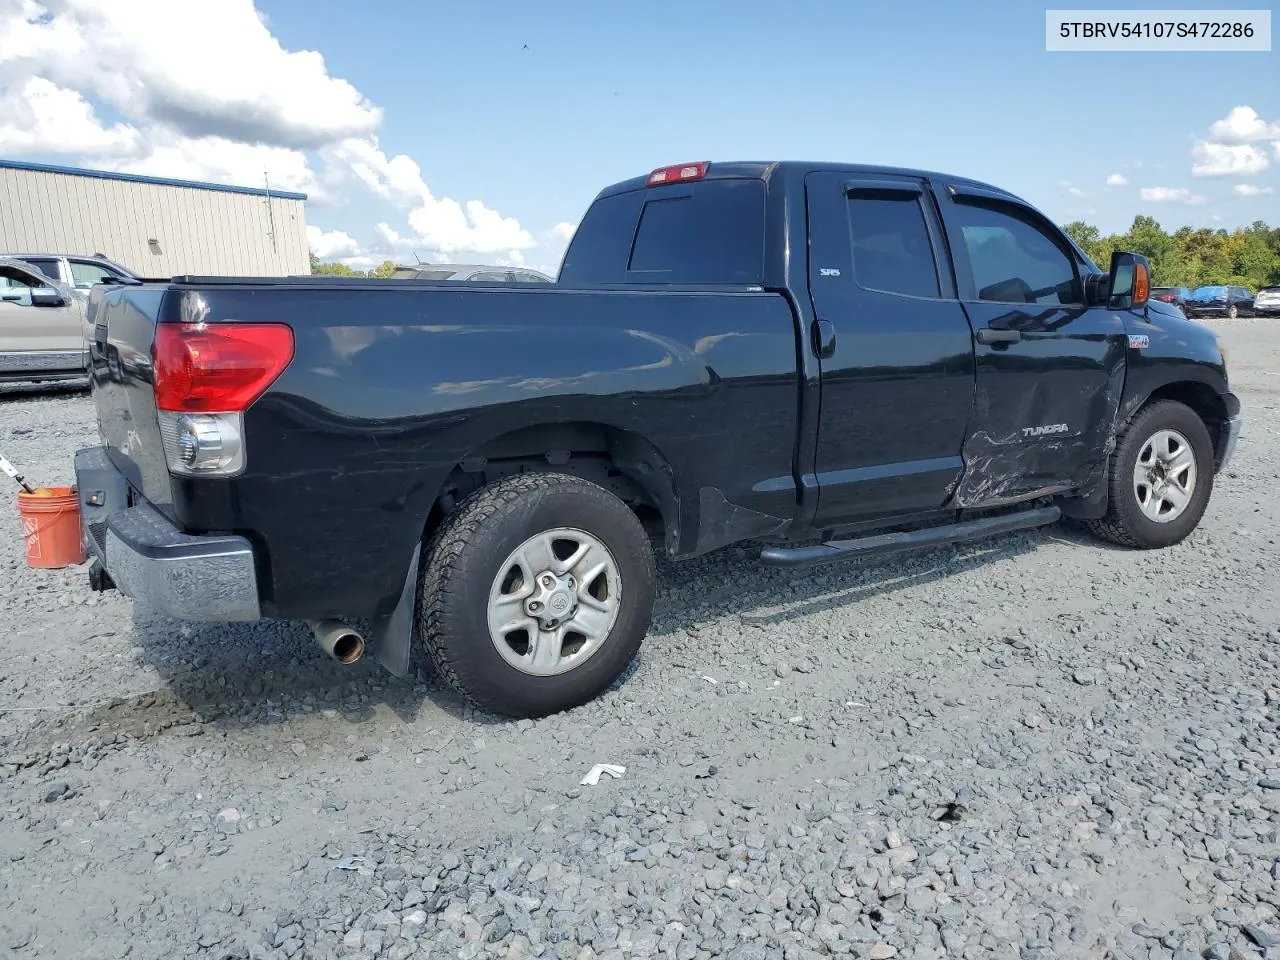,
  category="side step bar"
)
[759,505,1061,569]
